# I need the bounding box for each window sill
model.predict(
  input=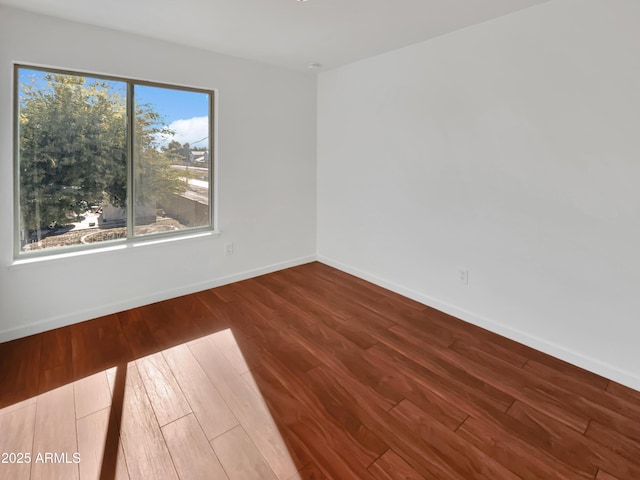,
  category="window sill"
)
[9,230,221,270]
